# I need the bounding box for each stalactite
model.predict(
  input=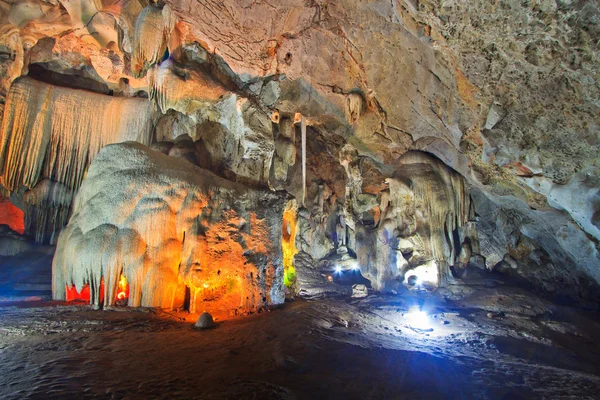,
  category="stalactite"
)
[359,151,472,291]
[132,4,176,78]
[301,115,306,206]
[0,77,154,242]
[23,179,73,244]
[53,142,285,315]
[393,151,471,285]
